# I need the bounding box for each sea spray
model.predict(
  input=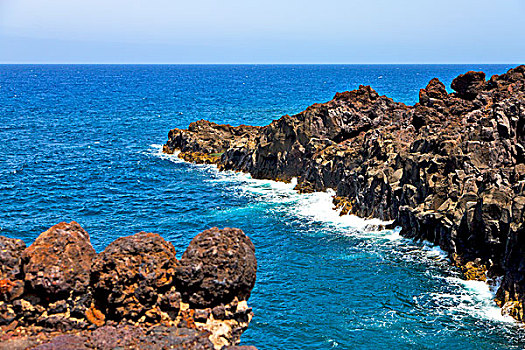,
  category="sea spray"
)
[150,144,515,325]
